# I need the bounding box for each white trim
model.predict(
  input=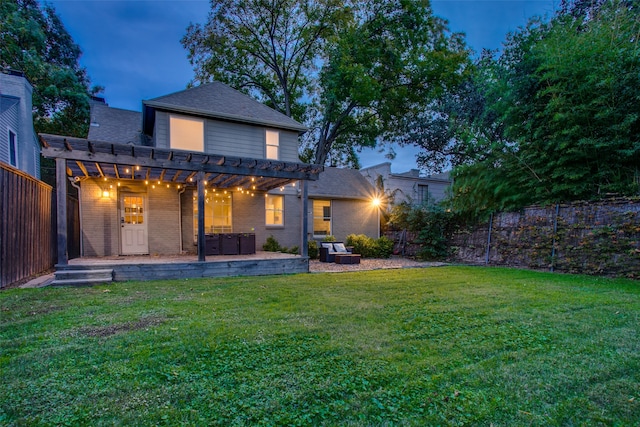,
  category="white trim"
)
[265,194,284,226]
[7,127,18,167]
[265,129,279,160]
[312,199,332,238]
